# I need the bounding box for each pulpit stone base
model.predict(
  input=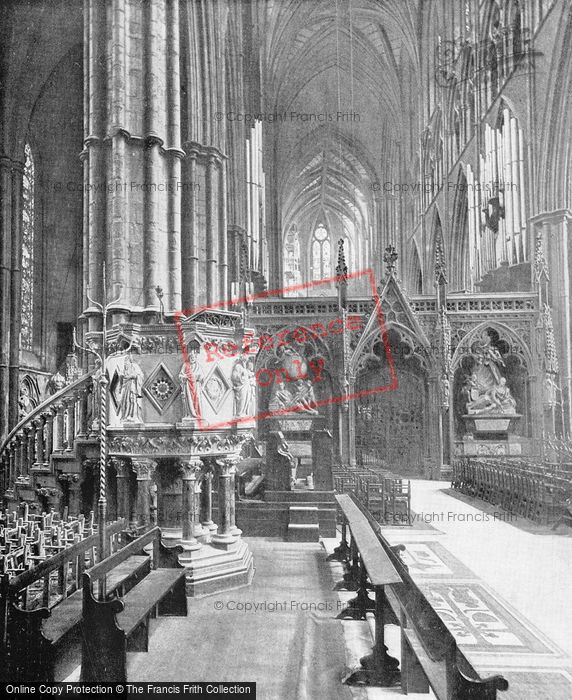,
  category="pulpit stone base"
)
[162,530,254,597]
